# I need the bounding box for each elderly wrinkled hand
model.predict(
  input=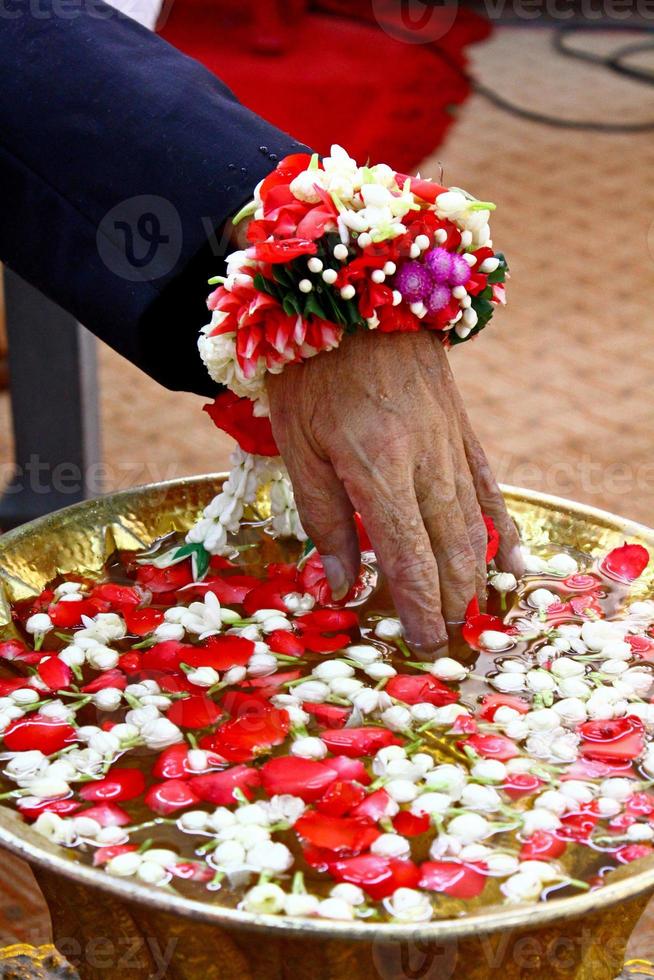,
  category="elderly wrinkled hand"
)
[267,329,523,655]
